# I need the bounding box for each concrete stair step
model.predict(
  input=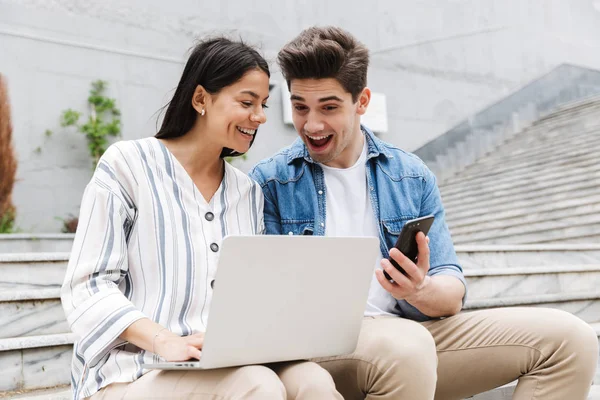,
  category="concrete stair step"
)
[0,235,74,254]
[441,161,600,210]
[514,110,600,135]
[447,192,600,229]
[455,244,600,270]
[452,132,600,183]
[462,104,600,182]
[446,185,600,223]
[444,160,599,201]
[452,156,600,201]
[444,121,600,180]
[440,159,600,205]
[524,108,600,137]
[534,99,600,124]
[0,289,67,339]
[0,334,74,393]
[441,160,600,201]
[456,223,600,245]
[0,253,69,292]
[464,291,600,323]
[448,196,600,233]
[477,126,600,161]
[515,101,599,131]
[1,385,70,399]
[465,265,600,301]
[557,235,600,244]
[452,213,600,245]
[479,121,600,162]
